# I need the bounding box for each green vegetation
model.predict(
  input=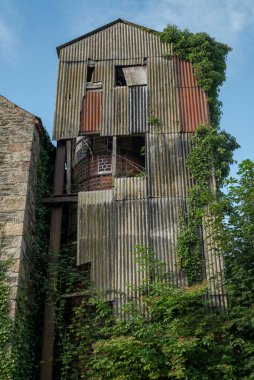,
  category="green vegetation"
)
[0,131,54,379]
[177,124,239,284]
[0,226,14,380]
